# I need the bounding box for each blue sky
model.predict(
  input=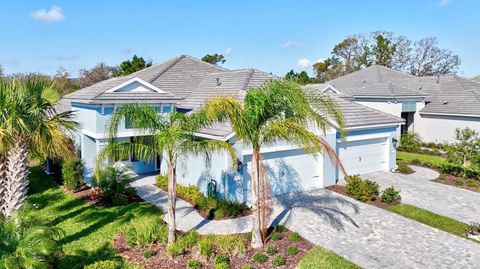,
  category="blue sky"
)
[1,0,479,77]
